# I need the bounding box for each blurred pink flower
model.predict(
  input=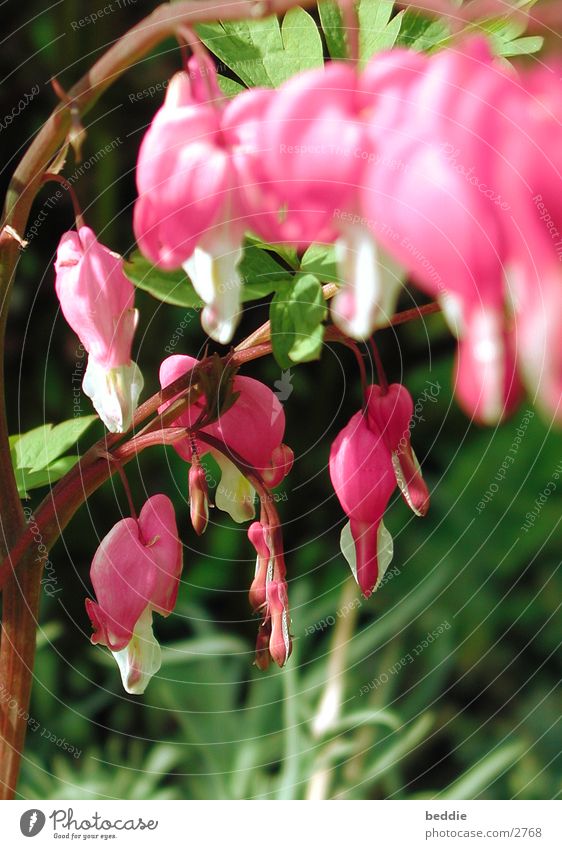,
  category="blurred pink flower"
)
[360,39,525,422]
[134,56,251,343]
[54,225,143,432]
